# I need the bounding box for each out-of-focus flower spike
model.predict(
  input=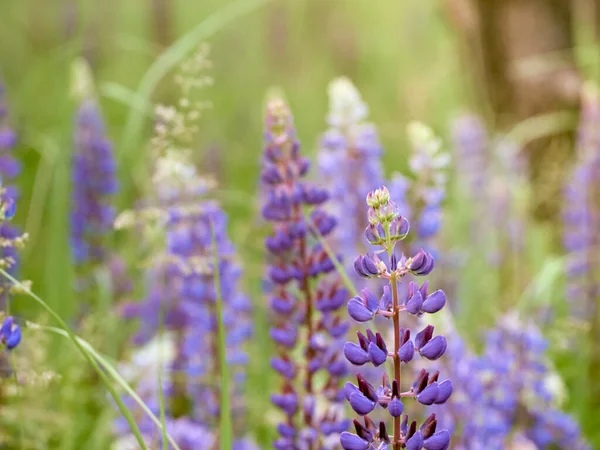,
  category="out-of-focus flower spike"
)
[262,97,348,446]
[318,77,385,285]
